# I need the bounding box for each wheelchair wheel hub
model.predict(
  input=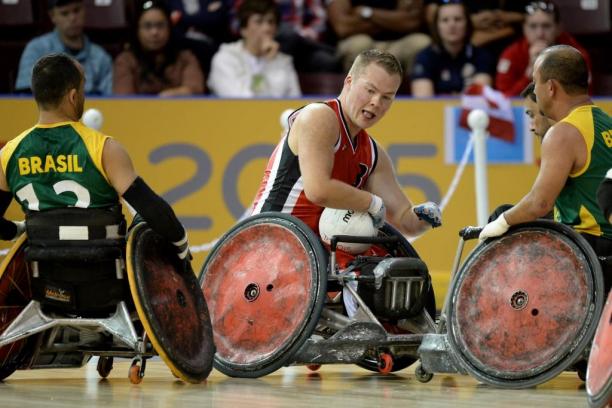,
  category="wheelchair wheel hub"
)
[244,283,260,302]
[509,290,528,311]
